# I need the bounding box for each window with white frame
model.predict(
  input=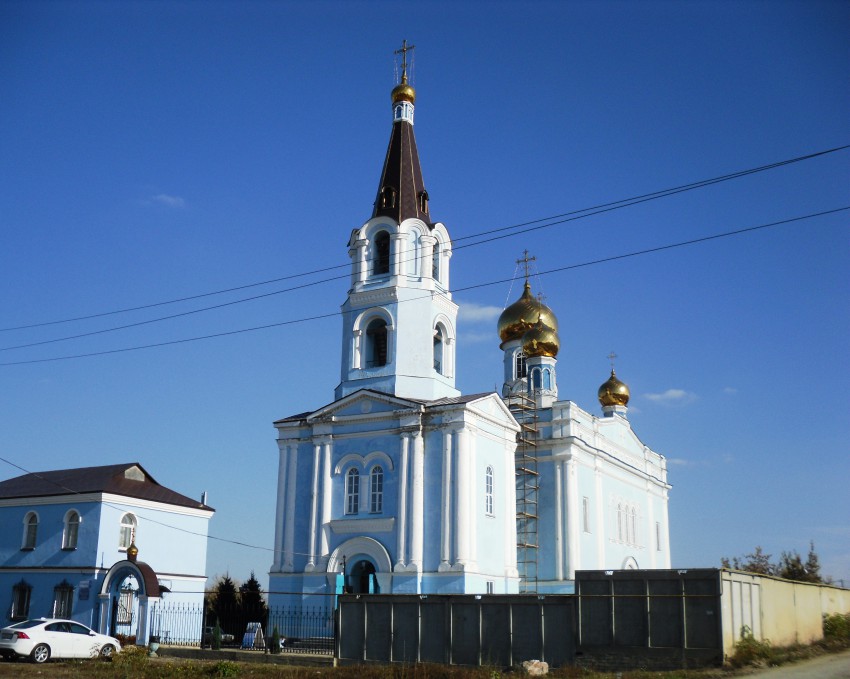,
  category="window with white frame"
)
[52,580,74,618]
[514,351,527,379]
[345,468,360,515]
[364,318,389,367]
[62,510,80,550]
[372,230,391,276]
[369,465,384,513]
[485,466,494,516]
[11,580,31,620]
[433,325,444,374]
[486,581,495,594]
[617,503,624,542]
[22,512,38,550]
[656,521,662,551]
[119,513,136,550]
